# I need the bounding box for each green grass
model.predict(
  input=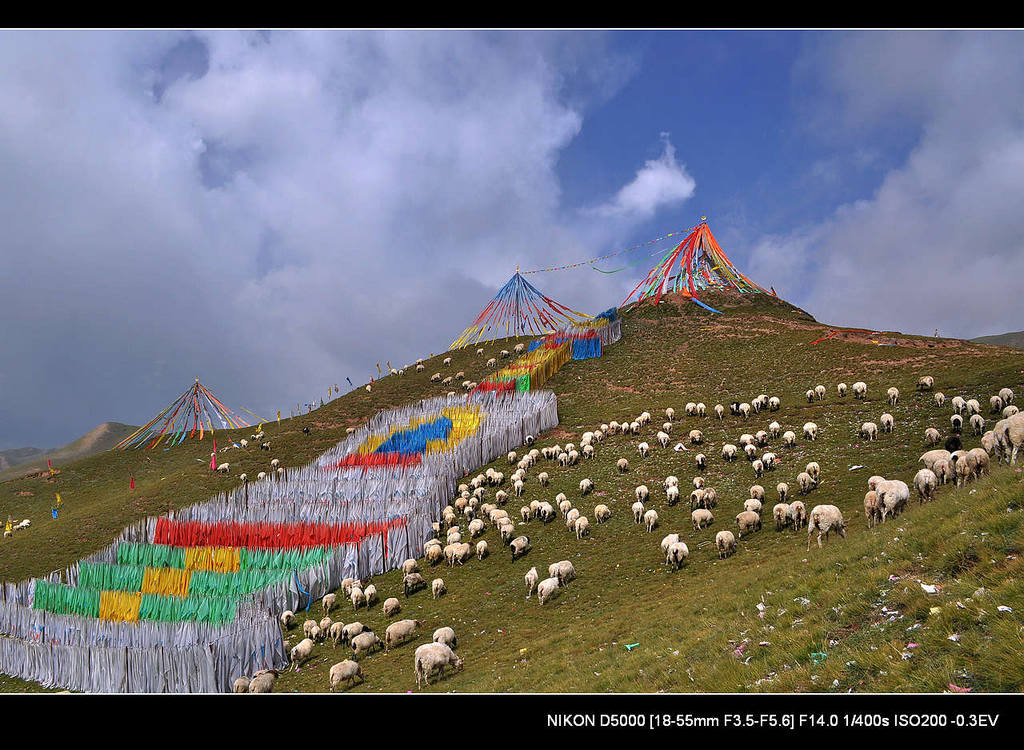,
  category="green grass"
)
[3,289,1024,693]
